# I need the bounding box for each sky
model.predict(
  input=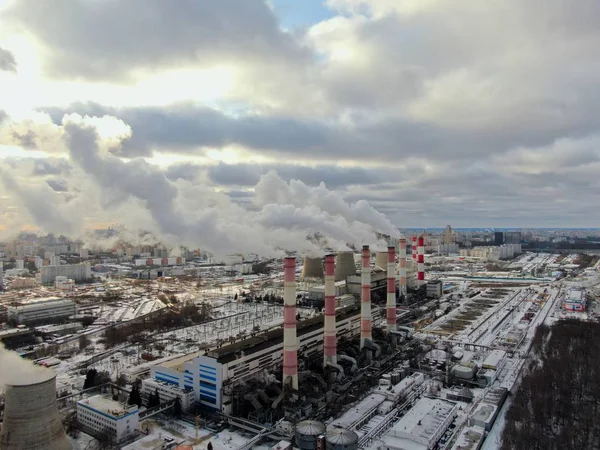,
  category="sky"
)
[0,0,599,254]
